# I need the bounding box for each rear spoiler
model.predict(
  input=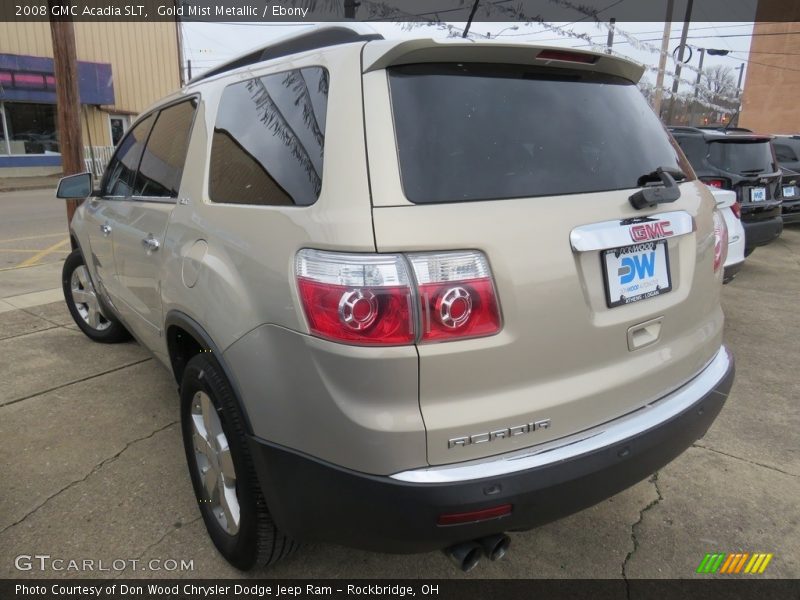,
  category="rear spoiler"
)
[362,39,645,83]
